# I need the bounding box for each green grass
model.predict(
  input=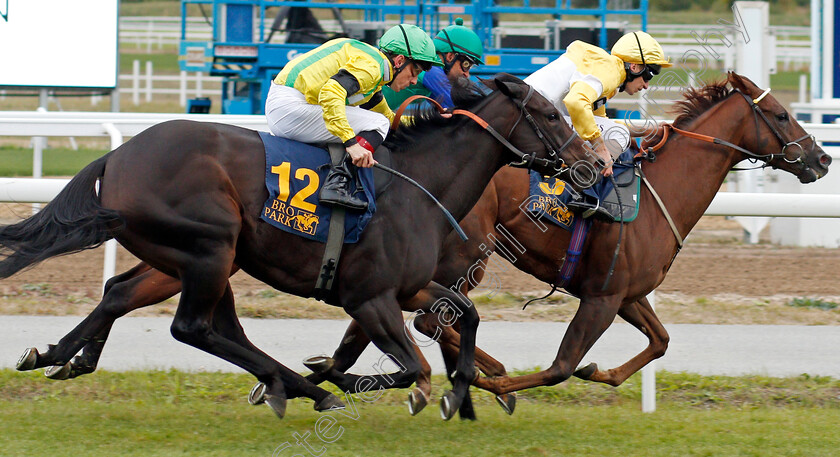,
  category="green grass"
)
[0,146,107,177]
[1,369,838,456]
[787,297,839,311]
